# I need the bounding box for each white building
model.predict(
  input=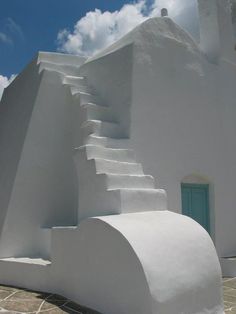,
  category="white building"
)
[0,0,234,313]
